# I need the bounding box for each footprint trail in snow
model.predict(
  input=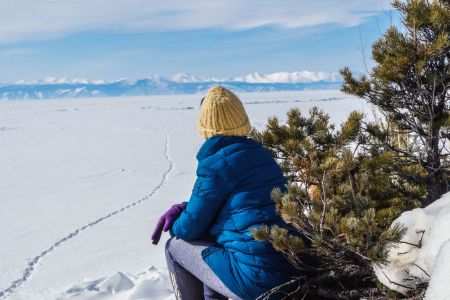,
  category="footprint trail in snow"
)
[0,131,174,299]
